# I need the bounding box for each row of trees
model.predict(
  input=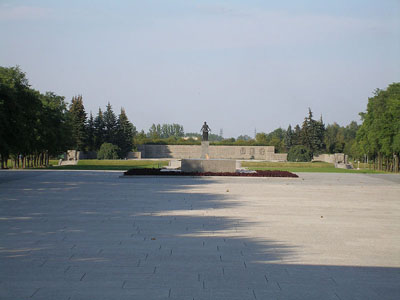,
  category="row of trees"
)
[1,66,398,171]
[69,96,137,158]
[0,66,70,168]
[0,66,137,168]
[355,83,400,171]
